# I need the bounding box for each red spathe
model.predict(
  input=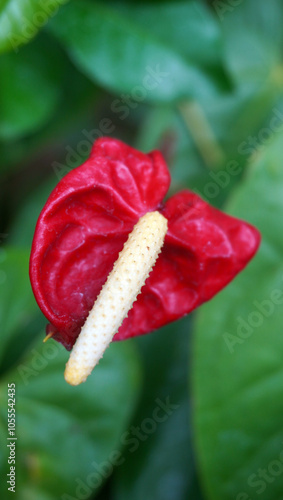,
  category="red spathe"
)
[29,137,261,350]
